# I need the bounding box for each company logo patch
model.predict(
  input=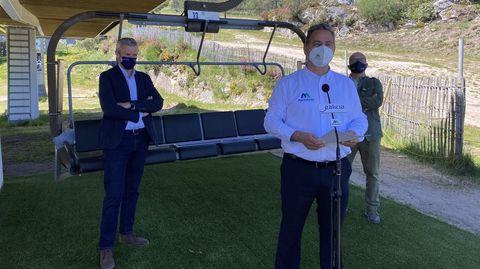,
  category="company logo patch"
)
[298,92,314,102]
